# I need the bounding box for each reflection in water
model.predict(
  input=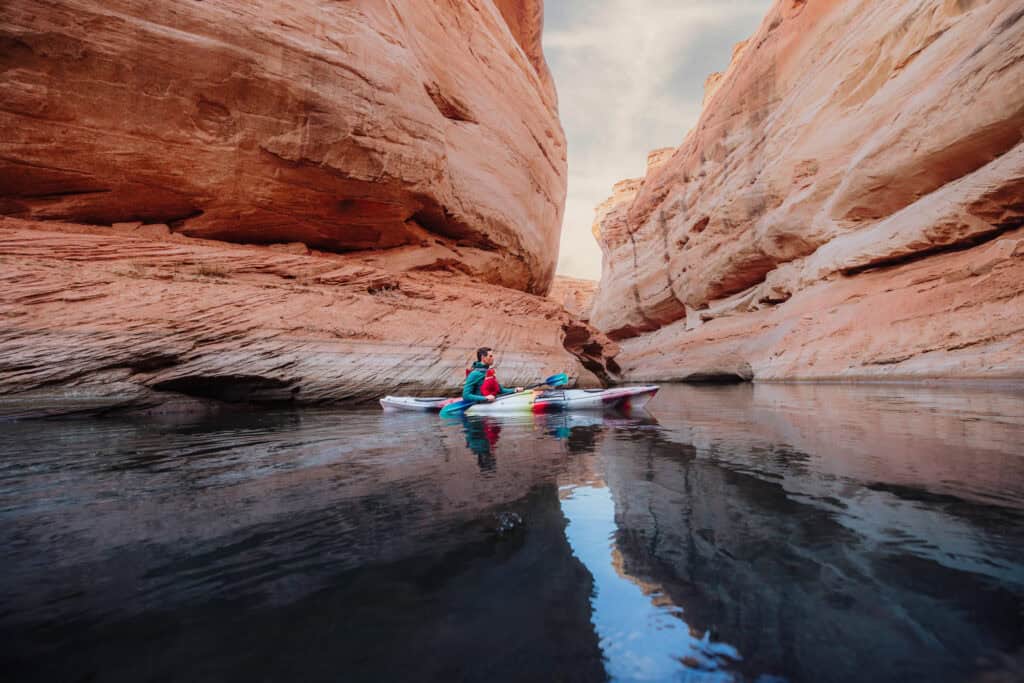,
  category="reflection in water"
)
[0,410,607,682]
[1,384,1022,682]
[458,416,503,470]
[561,484,740,682]
[602,384,1024,683]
